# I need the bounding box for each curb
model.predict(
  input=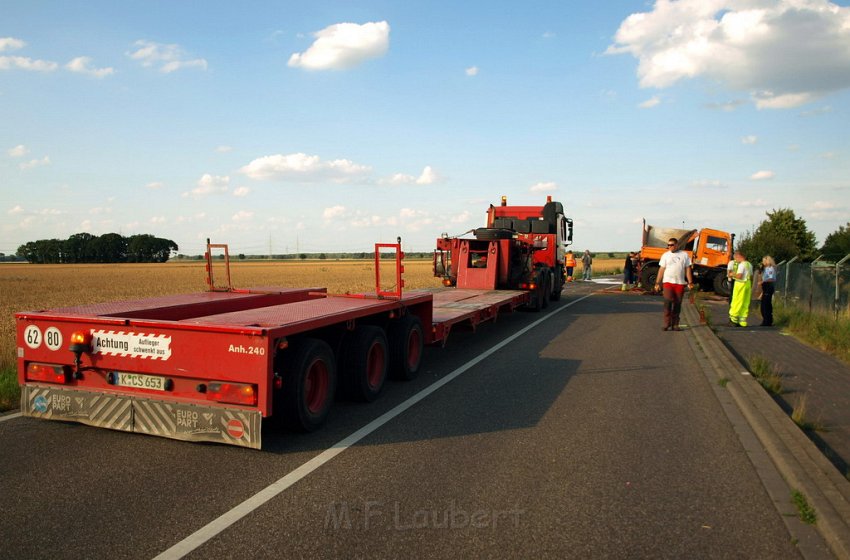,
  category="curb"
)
[683,303,850,559]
